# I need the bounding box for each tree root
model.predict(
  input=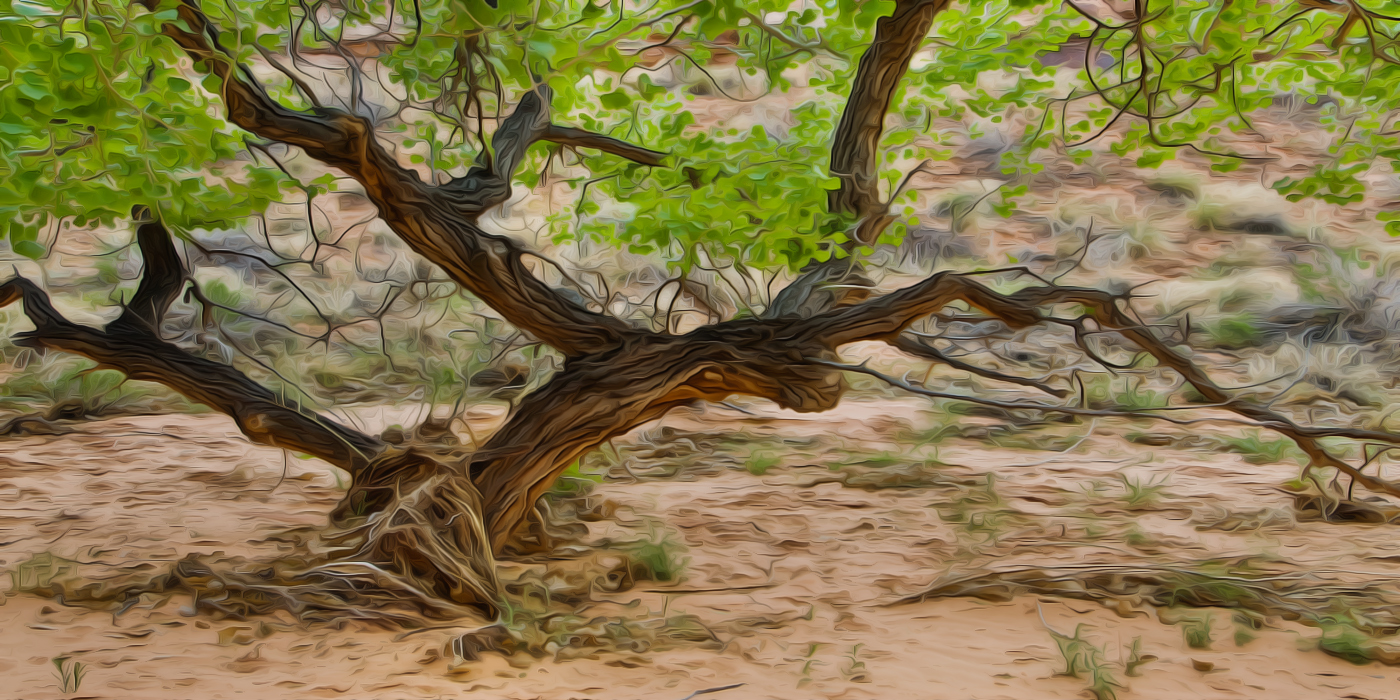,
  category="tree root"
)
[900,559,1400,636]
[328,449,500,614]
[10,449,502,624]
